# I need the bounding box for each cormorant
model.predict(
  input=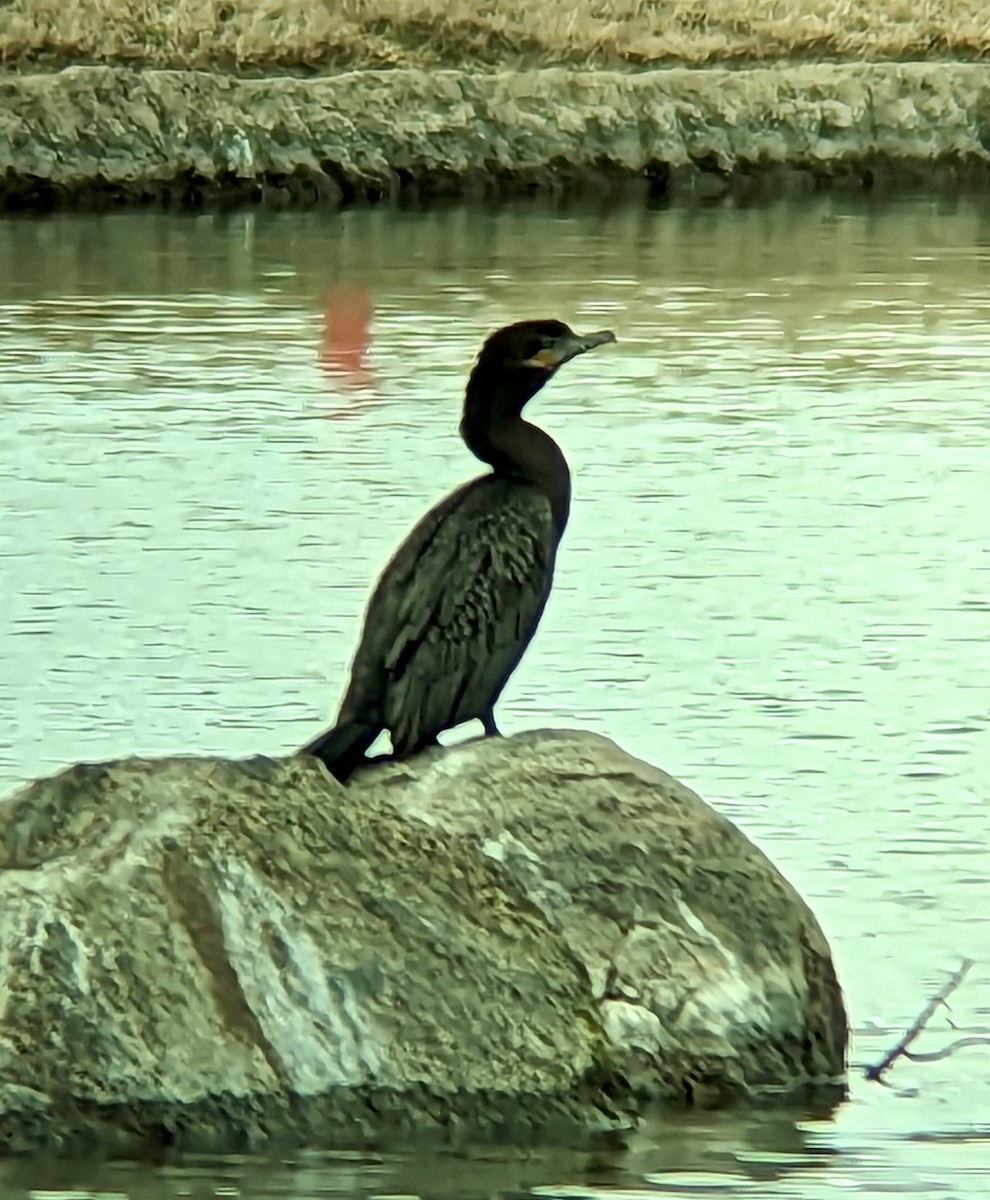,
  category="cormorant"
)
[301,318,616,781]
